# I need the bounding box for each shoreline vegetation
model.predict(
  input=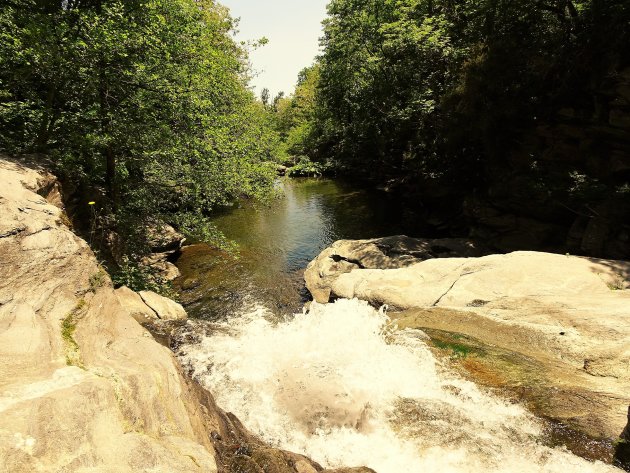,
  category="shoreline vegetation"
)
[1,0,280,290]
[2,1,629,283]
